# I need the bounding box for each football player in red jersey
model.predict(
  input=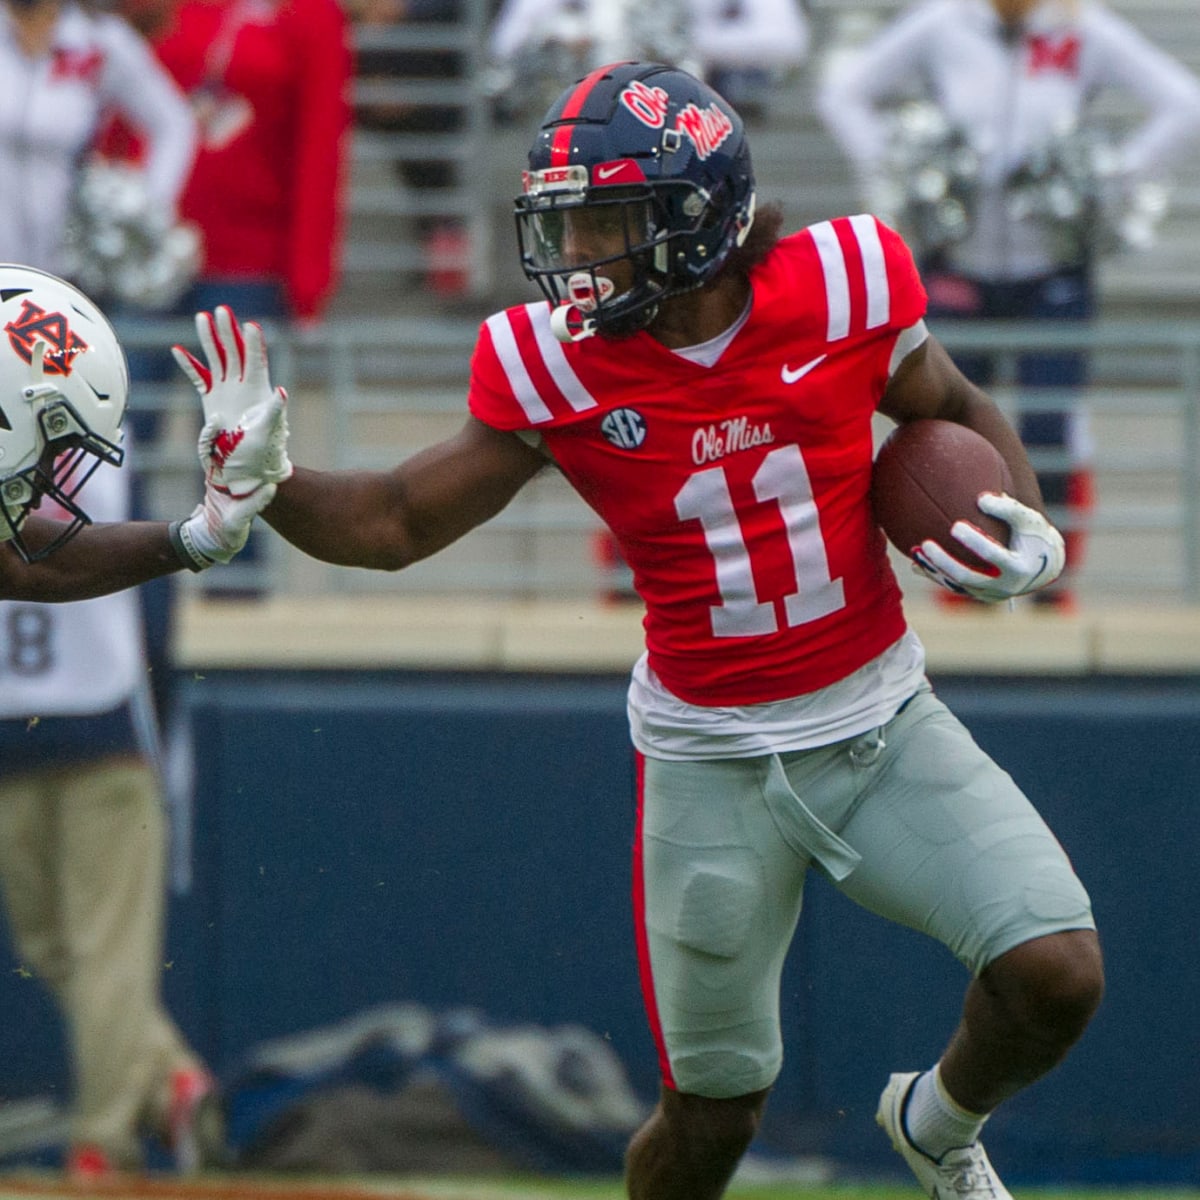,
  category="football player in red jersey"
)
[183,62,1103,1200]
